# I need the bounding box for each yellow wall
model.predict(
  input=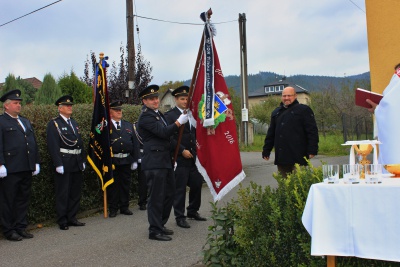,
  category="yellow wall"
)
[366,0,400,94]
